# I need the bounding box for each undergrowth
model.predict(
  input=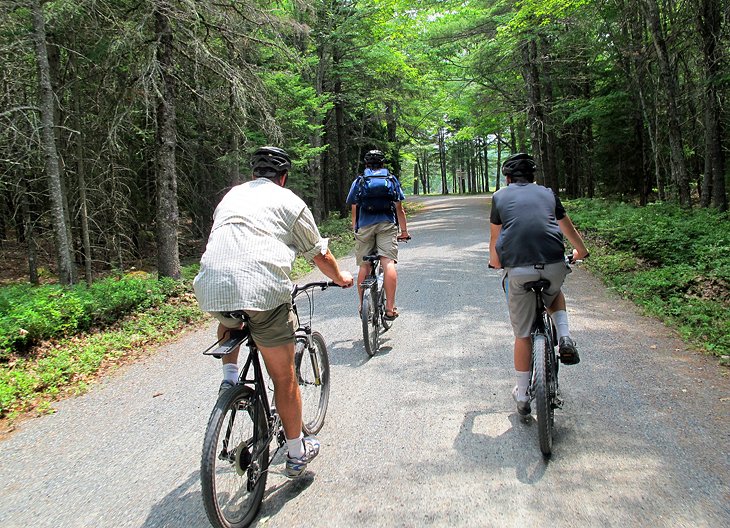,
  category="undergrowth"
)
[567,199,729,364]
